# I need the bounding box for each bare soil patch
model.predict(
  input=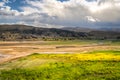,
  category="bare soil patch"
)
[0,41,120,64]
